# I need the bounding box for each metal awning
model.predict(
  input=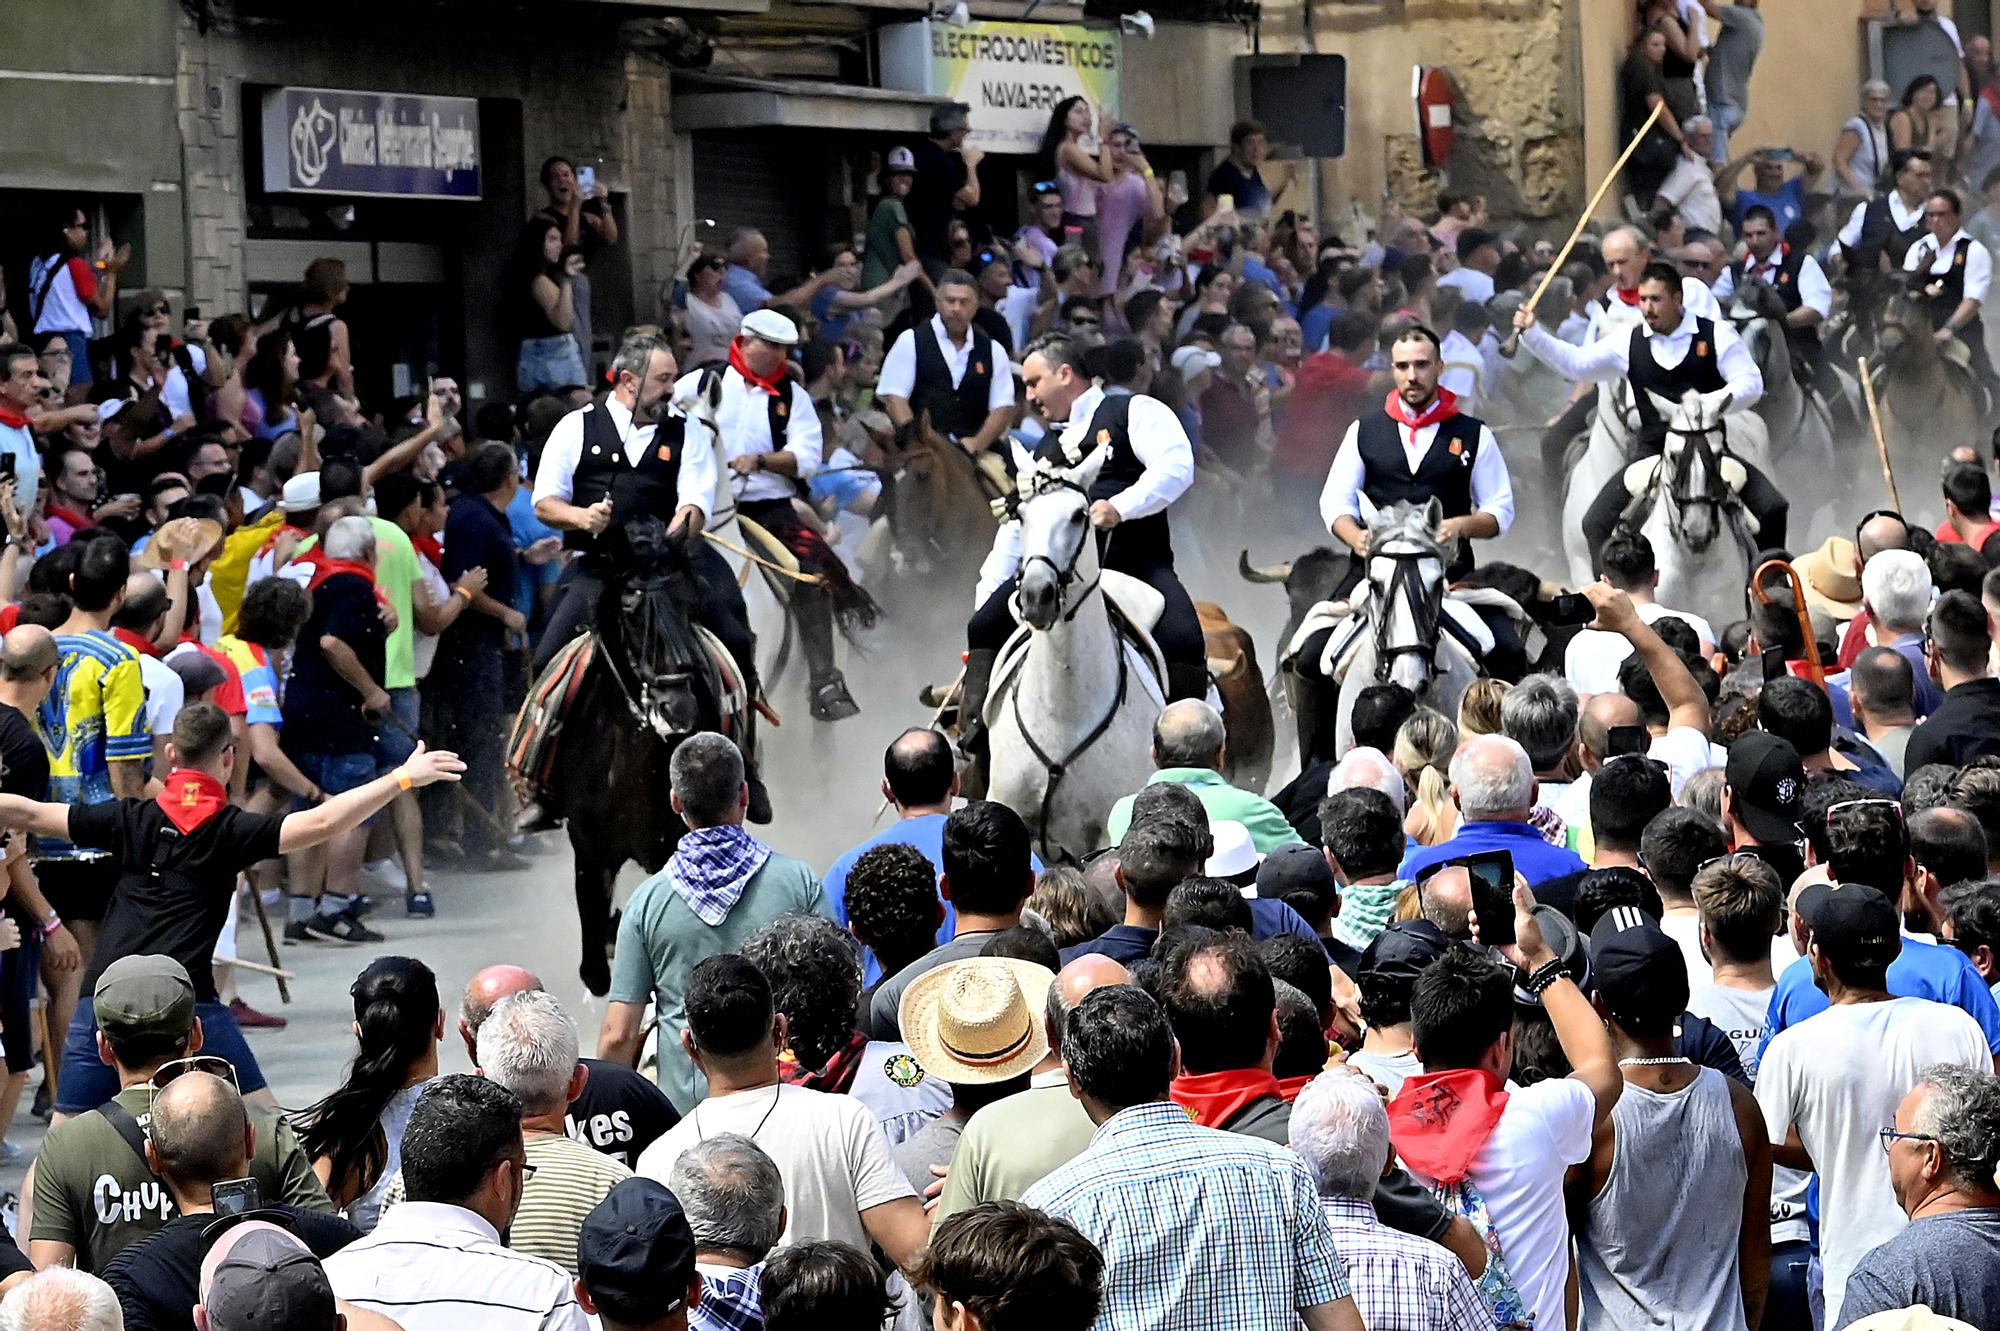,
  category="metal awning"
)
[670,70,946,133]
